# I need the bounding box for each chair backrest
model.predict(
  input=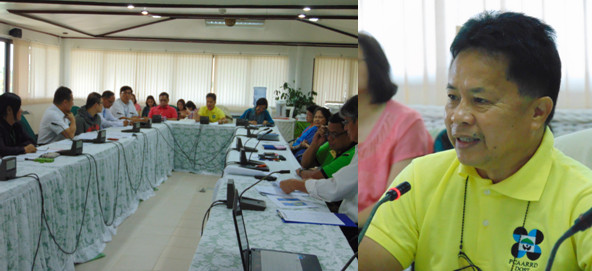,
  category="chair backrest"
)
[555,128,592,169]
[286,106,295,118]
[71,105,80,116]
[216,105,233,120]
[20,114,37,144]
